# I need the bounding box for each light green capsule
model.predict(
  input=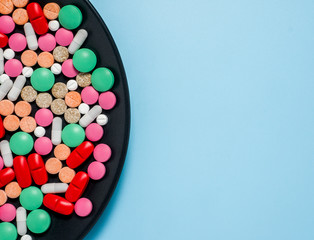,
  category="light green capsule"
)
[20,187,43,211]
[59,5,83,30]
[73,48,97,73]
[9,132,34,155]
[31,68,55,92]
[62,124,85,147]
[91,68,115,92]
[0,222,17,240]
[27,209,51,234]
